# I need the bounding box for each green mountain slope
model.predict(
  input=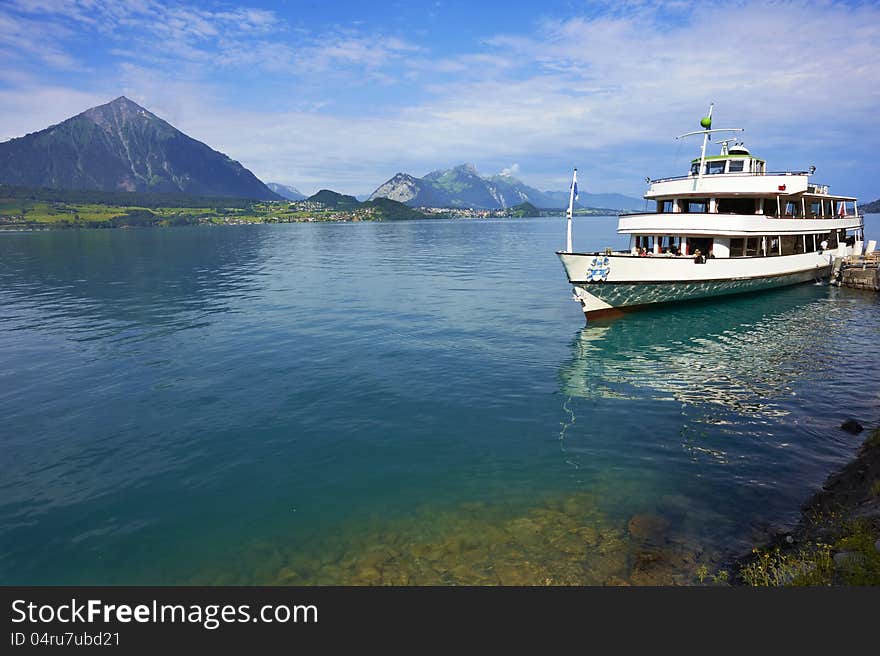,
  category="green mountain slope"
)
[306,189,361,209]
